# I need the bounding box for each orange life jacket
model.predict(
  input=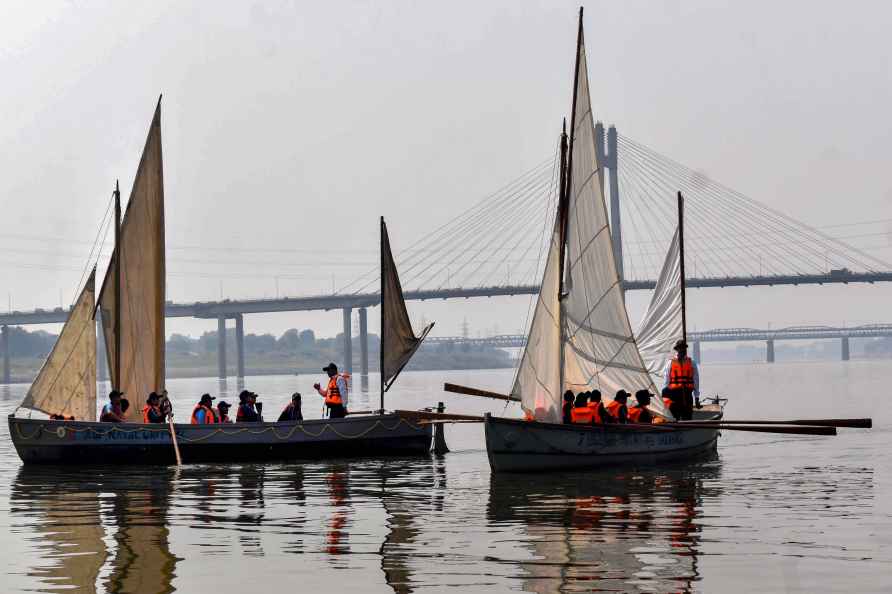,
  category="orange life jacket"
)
[191,404,216,424]
[628,406,650,423]
[141,404,162,423]
[325,376,343,406]
[586,402,603,424]
[663,397,674,409]
[668,357,695,390]
[571,406,593,424]
[605,400,627,422]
